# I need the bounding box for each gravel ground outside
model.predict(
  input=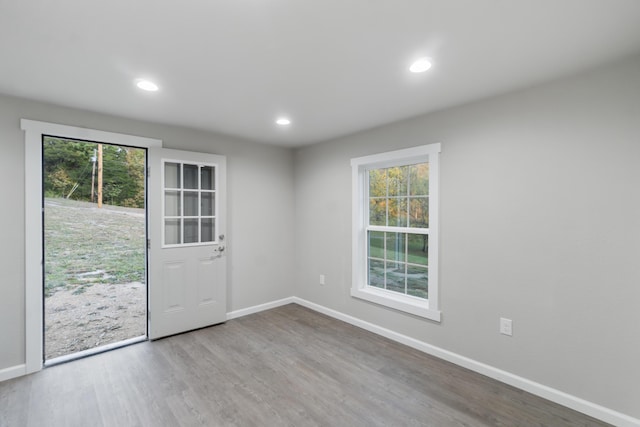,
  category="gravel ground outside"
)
[45,282,146,359]
[44,198,146,360]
